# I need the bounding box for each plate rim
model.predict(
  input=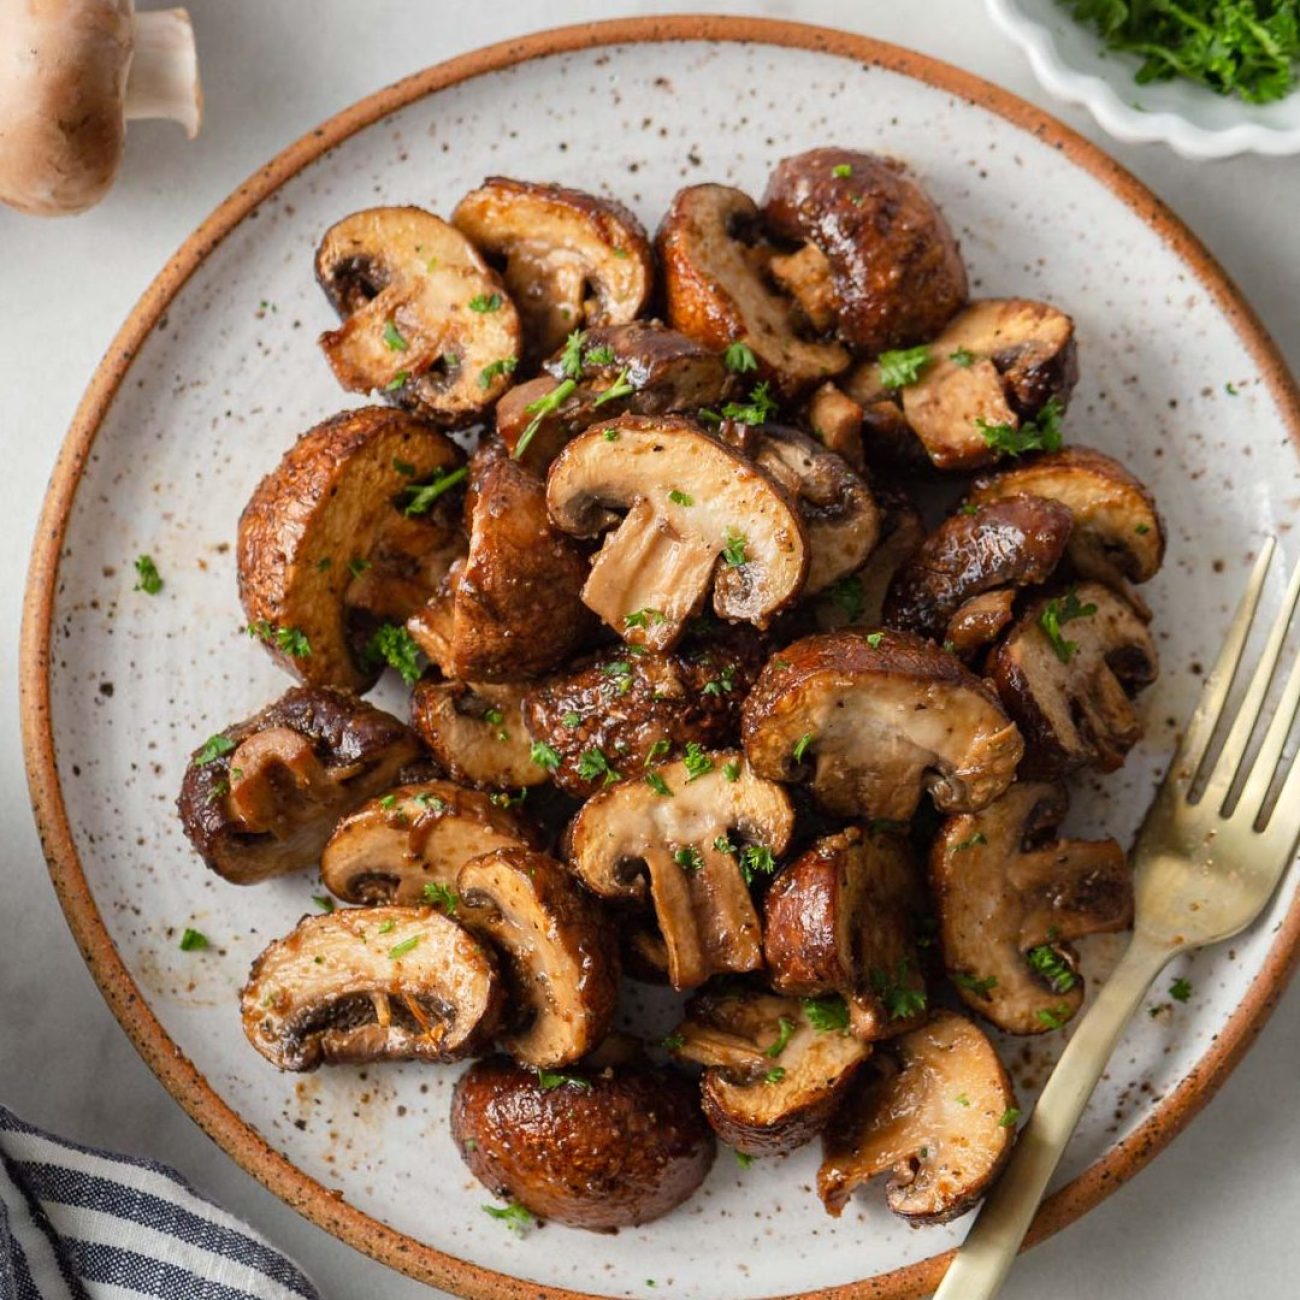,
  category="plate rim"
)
[19,15,1300,1300]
